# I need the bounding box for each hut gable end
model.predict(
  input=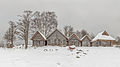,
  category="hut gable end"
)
[69,34,81,42]
[47,29,67,40]
[81,35,91,41]
[68,34,81,46]
[31,31,46,40]
[81,35,92,46]
[102,31,109,36]
[47,29,68,46]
